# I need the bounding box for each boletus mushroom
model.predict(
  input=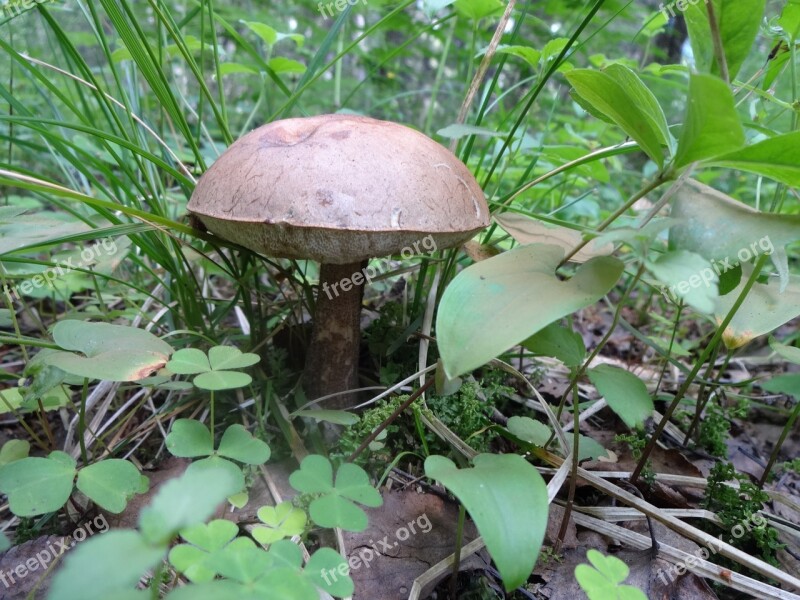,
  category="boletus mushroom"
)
[188,114,489,408]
